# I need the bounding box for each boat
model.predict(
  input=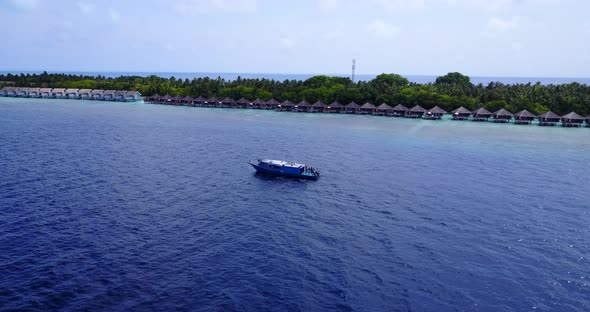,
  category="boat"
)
[248,159,320,180]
